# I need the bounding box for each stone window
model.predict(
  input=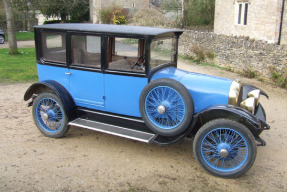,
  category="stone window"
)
[237,1,248,25]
